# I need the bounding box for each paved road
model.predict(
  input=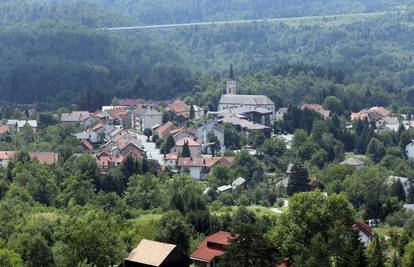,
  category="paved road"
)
[102,11,386,31]
[136,133,165,165]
